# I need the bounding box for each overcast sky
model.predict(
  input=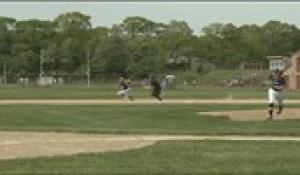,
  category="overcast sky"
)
[1,2,300,34]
